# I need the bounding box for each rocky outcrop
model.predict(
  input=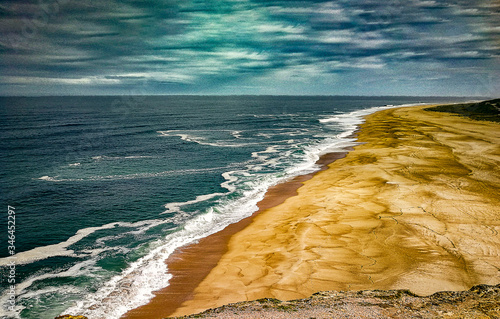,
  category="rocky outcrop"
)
[54,315,88,319]
[169,284,500,318]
